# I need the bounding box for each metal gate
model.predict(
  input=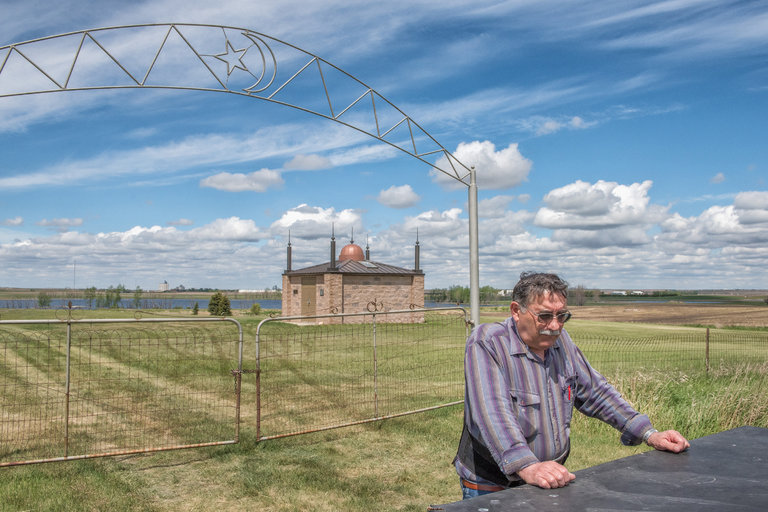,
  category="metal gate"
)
[253,307,469,440]
[0,315,243,467]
